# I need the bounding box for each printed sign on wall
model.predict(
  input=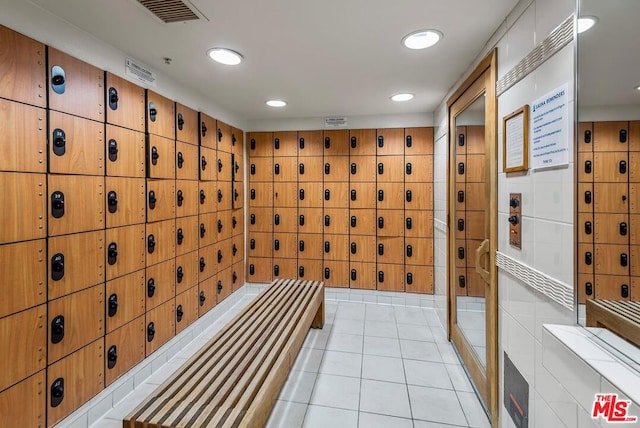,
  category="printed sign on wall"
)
[530,83,569,169]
